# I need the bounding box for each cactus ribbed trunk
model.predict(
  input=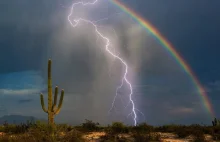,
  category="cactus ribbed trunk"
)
[48,60,53,125]
[49,112,54,125]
